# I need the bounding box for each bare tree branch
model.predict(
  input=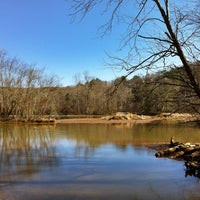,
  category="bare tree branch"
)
[68,0,200,109]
